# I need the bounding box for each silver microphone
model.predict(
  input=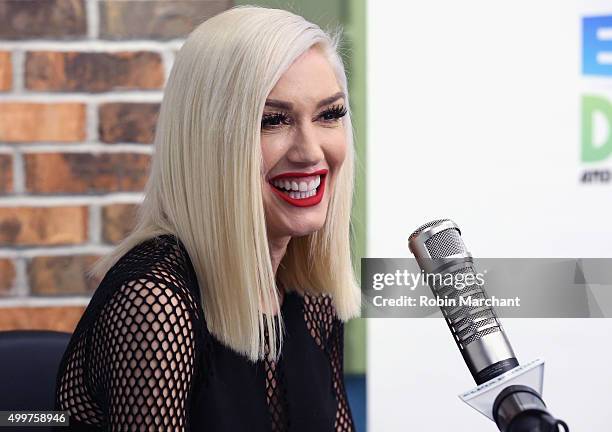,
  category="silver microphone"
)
[409,219,570,431]
[408,219,518,384]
